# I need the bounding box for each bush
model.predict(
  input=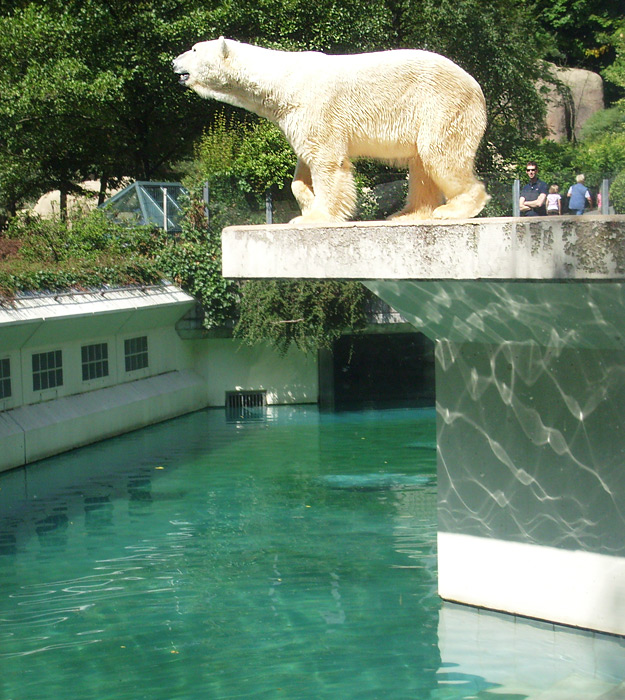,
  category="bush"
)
[156,198,239,329]
[610,171,625,214]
